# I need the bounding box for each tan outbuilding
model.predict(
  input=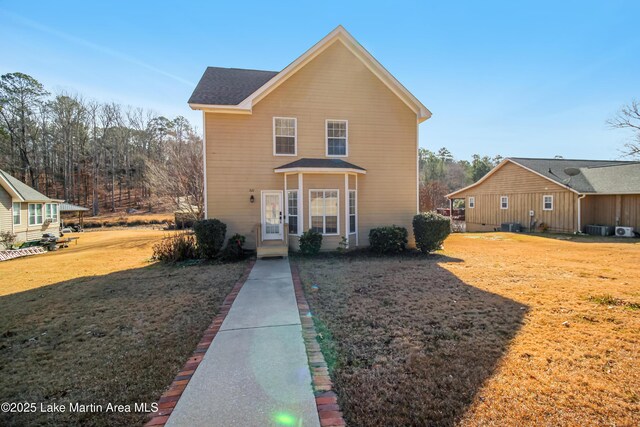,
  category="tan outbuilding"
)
[447,158,640,234]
